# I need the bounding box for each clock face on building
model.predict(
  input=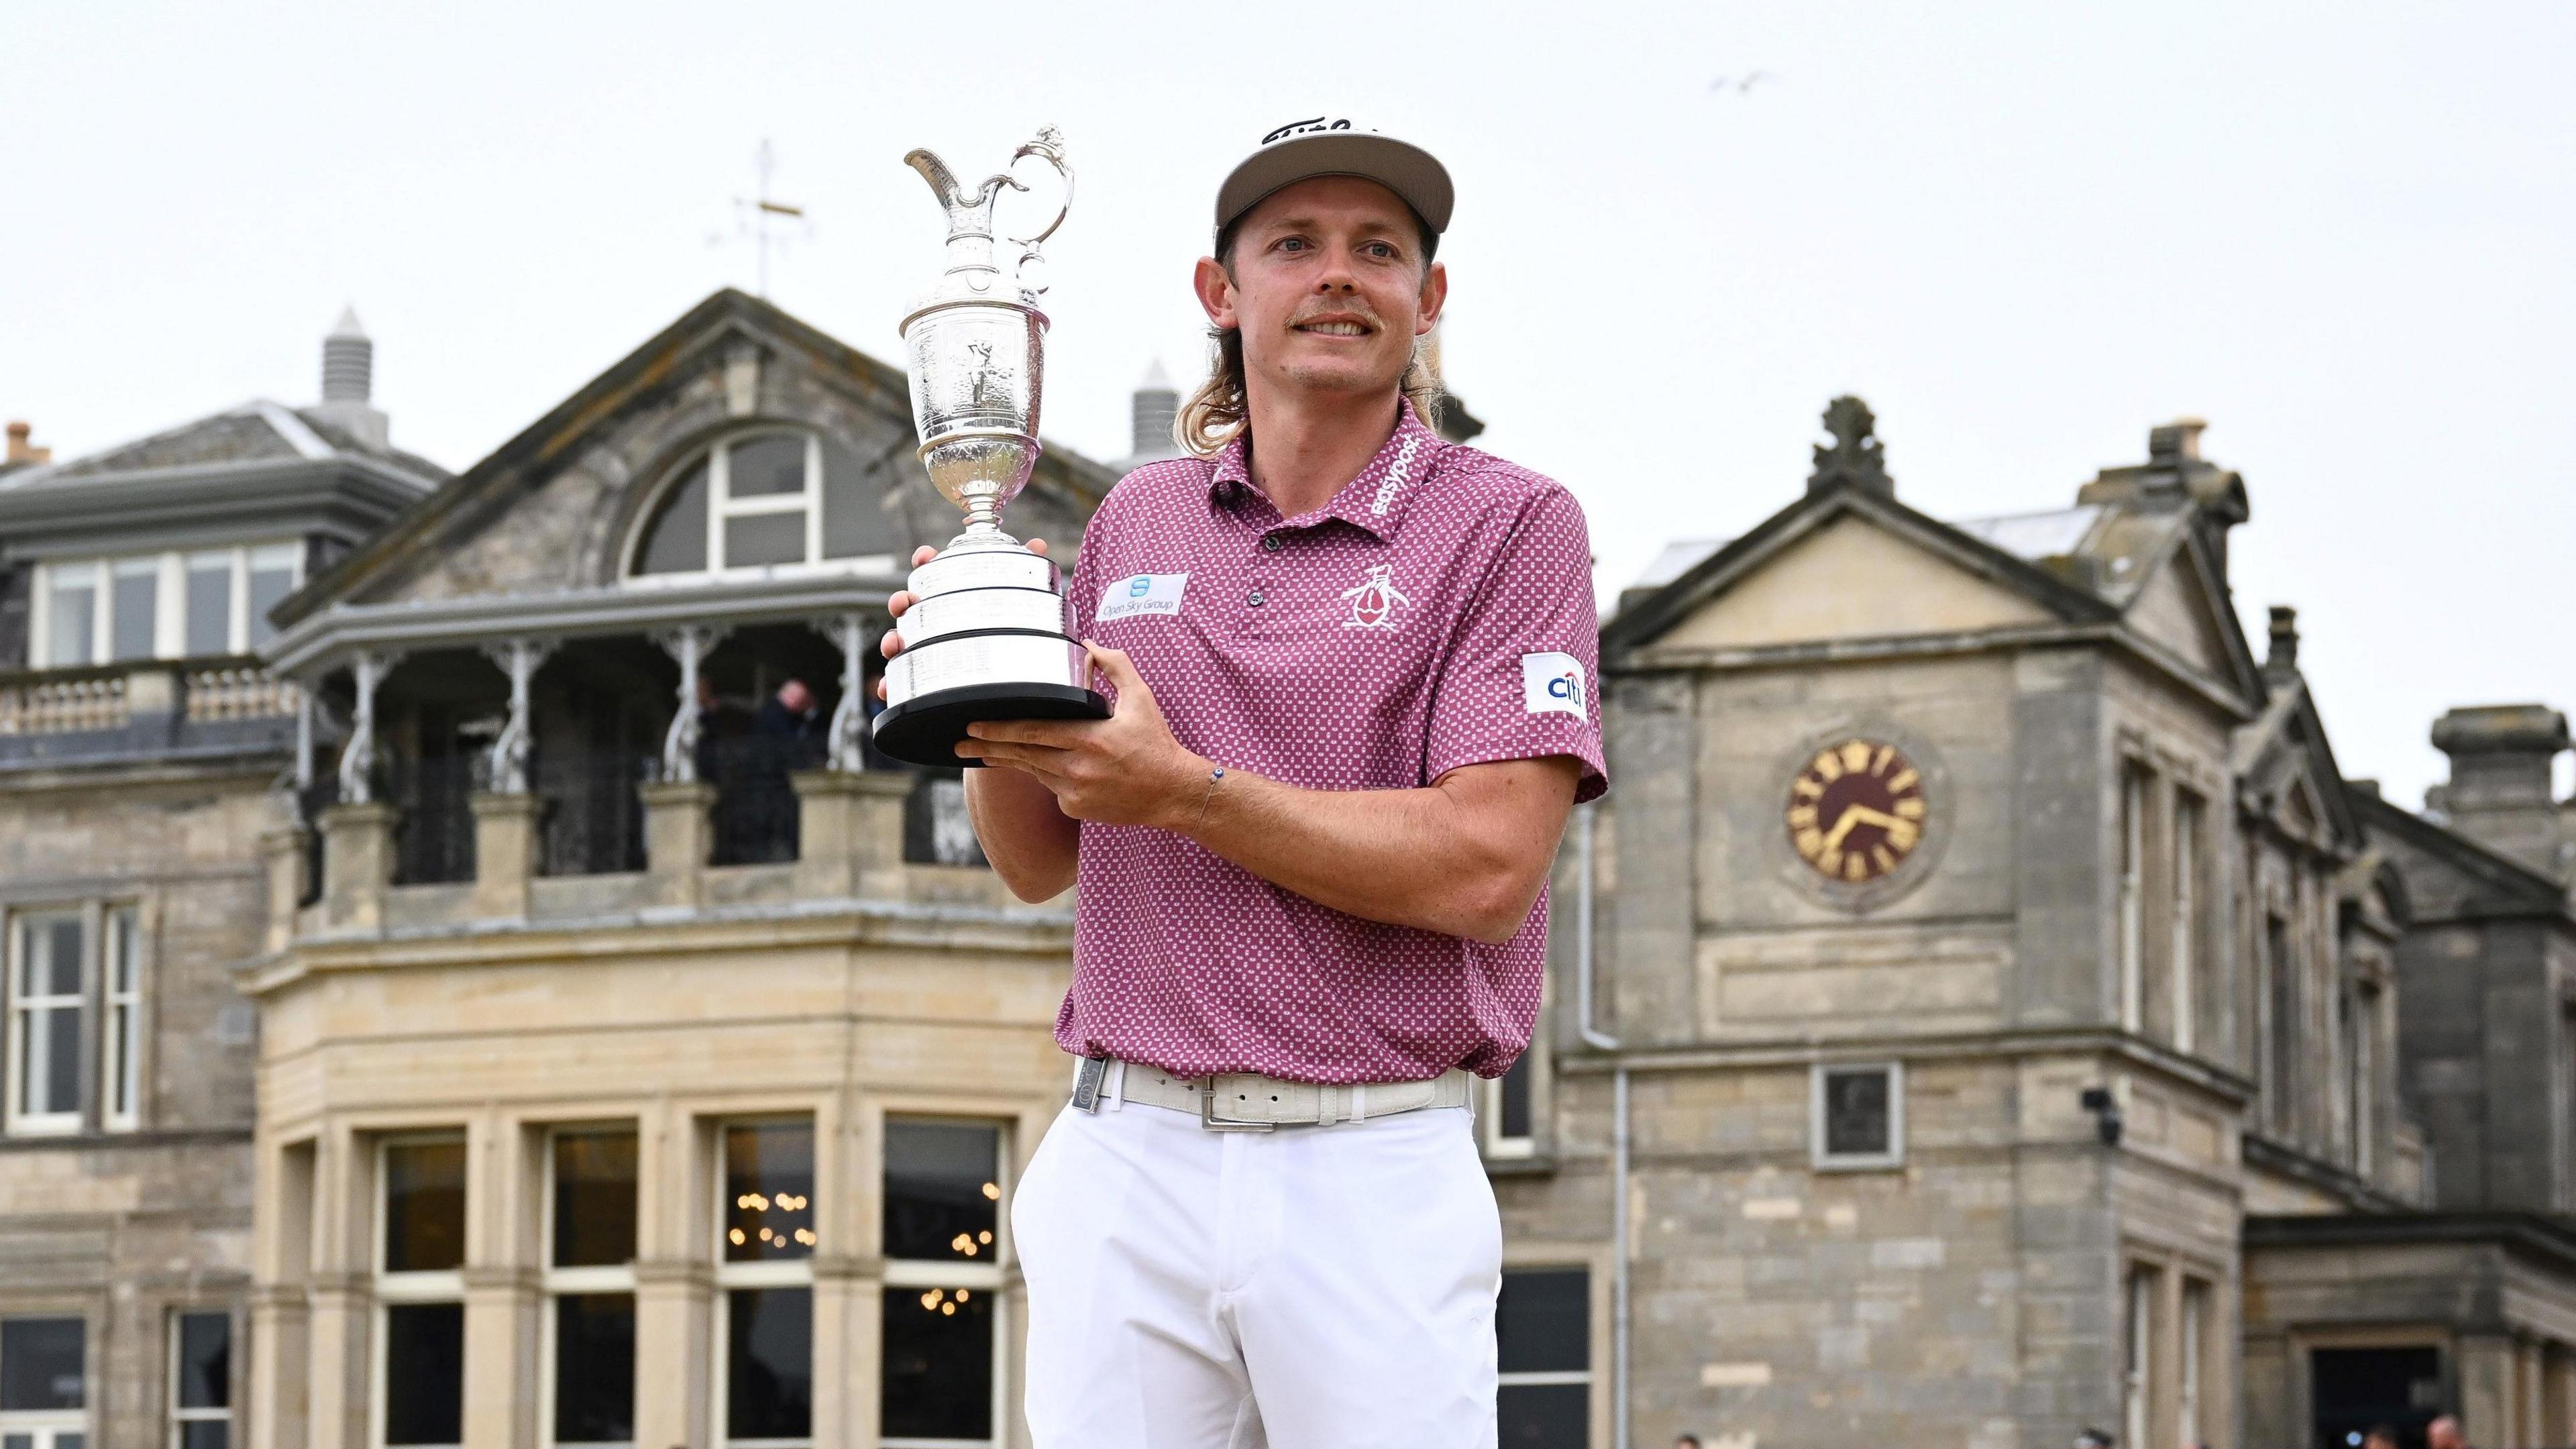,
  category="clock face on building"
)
[1786,738,1929,885]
